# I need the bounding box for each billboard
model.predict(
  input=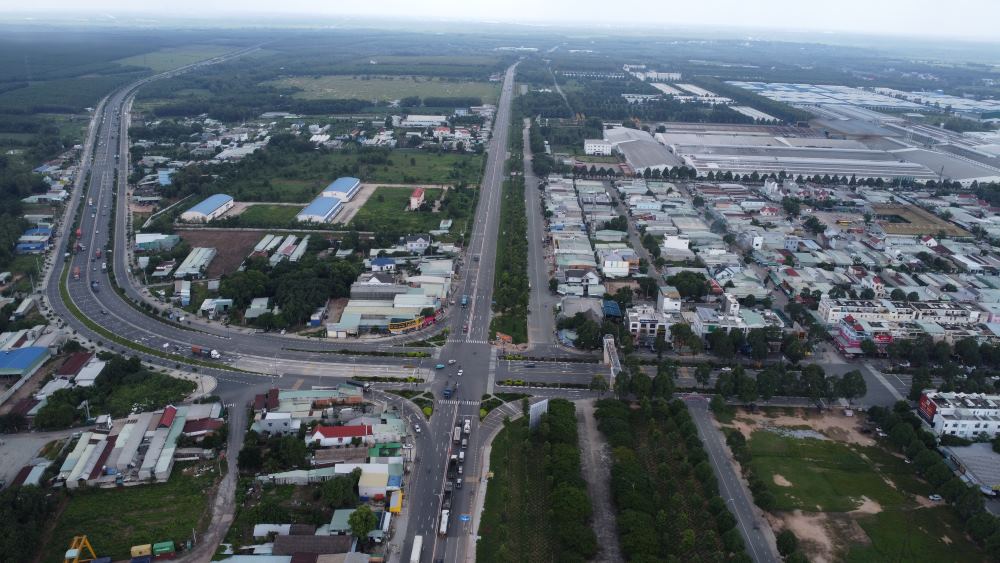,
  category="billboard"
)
[528,399,549,430]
